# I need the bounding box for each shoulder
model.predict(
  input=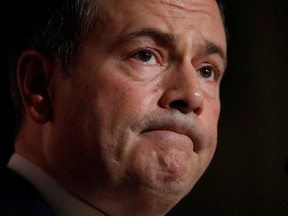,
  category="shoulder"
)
[0,166,56,216]
[0,195,56,216]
